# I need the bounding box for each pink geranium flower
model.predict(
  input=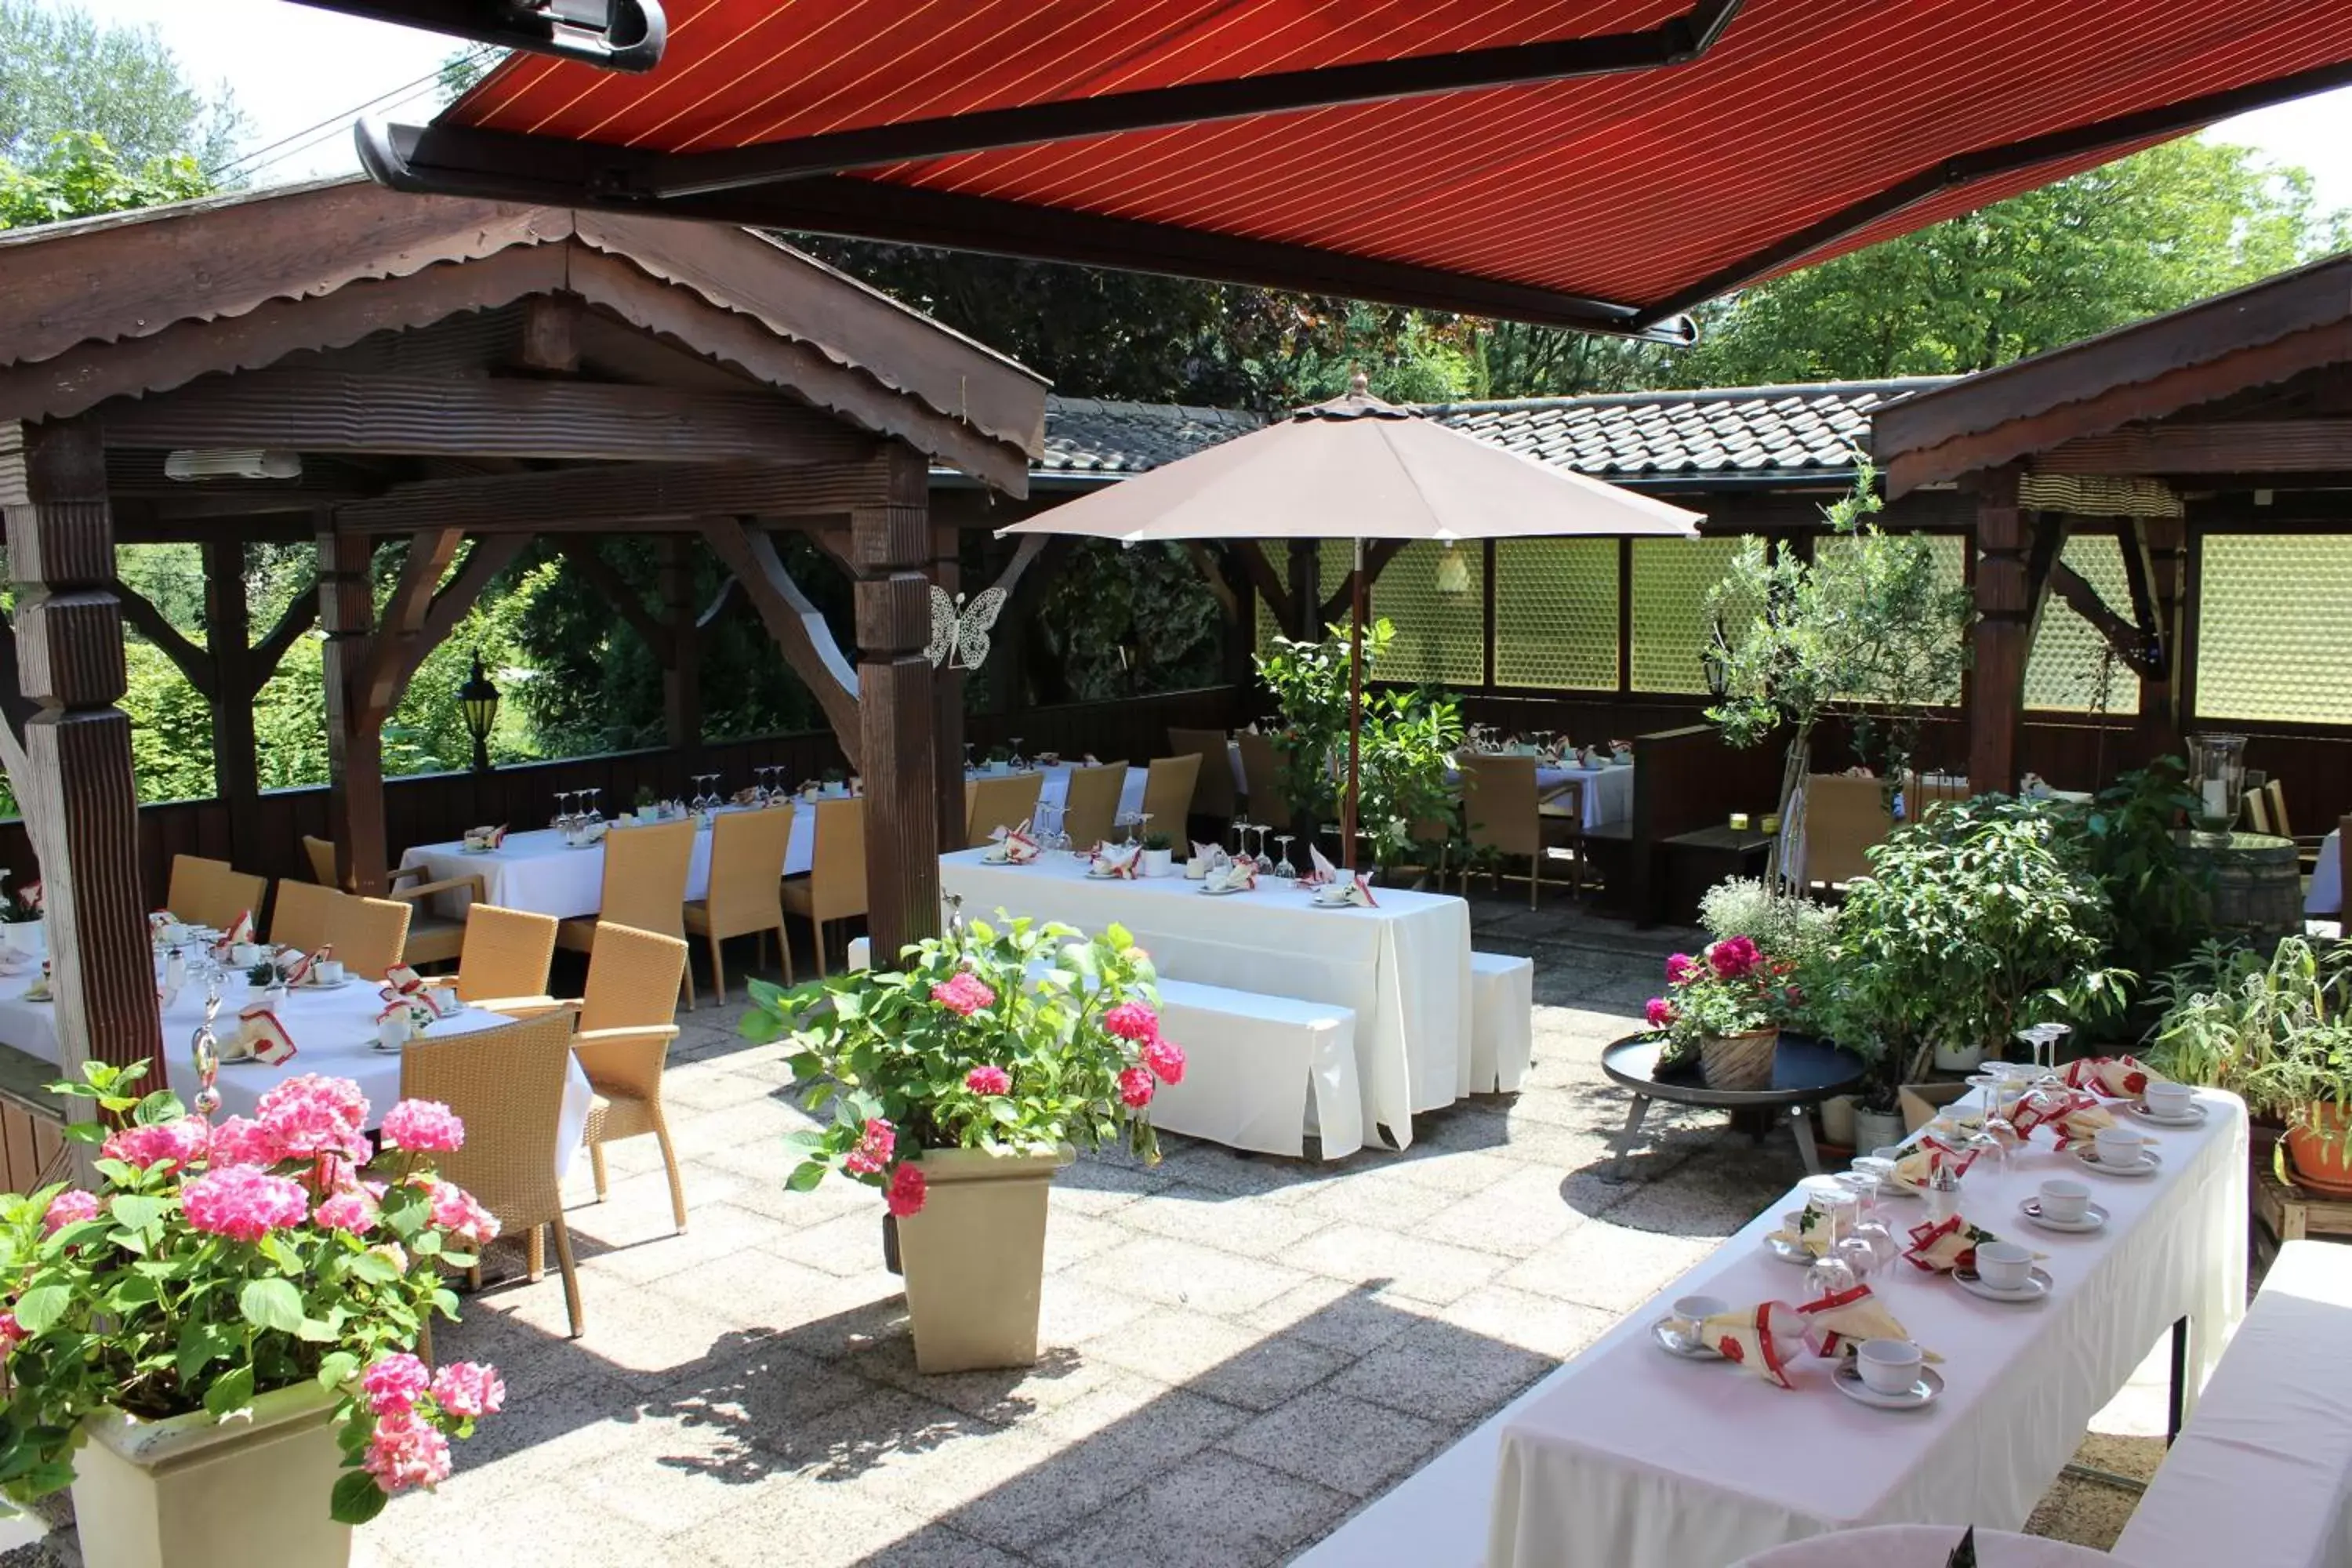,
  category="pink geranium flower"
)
[430,1361,506,1420]
[842,1117,896,1177]
[884,1162,926,1218]
[1142,1036,1185,1086]
[380,1099,466,1153]
[360,1352,430,1417]
[1708,936,1762,980]
[255,1075,372,1162]
[0,1312,24,1356]
[1116,1066,1155,1109]
[181,1166,310,1243]
[1103,1001,1160,1043]
[931,972,996,1017]
[1645,997,1677,1029]
[1664,953,1699,985]
[100,1116,210,1173]
[964,1065,1011,1096]
[42,1189,100,1235]
[362,1411,452,1494]
[207,1116,284,1167]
